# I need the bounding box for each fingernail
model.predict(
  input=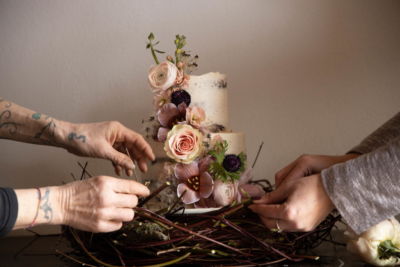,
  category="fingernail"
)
[127,169,133,177]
